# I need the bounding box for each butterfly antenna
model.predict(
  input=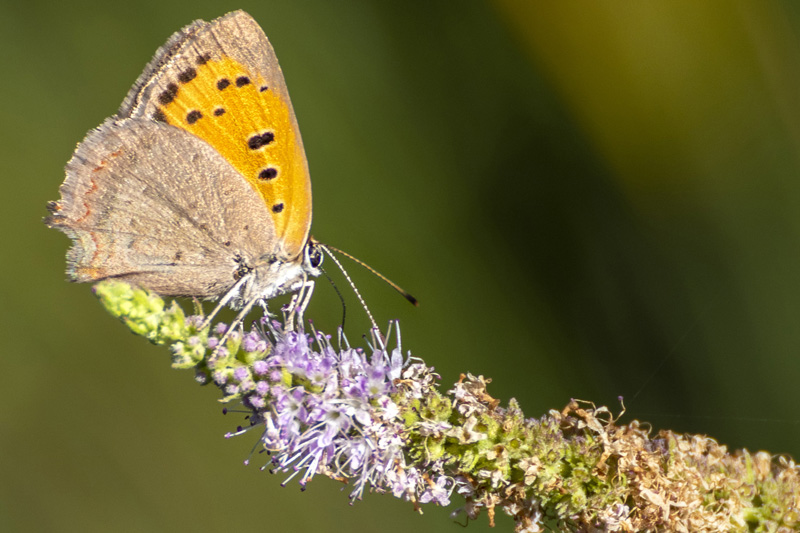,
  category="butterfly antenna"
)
[318,244,379,332]
[319,265,347,330]
[322,244,419,307]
